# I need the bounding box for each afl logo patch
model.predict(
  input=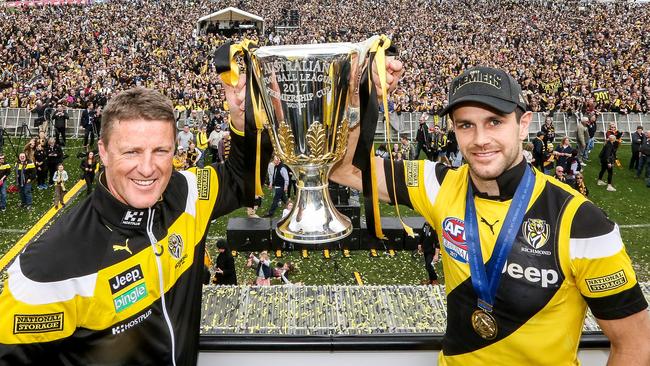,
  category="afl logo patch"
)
[442,217,468,263]
[522,218,550,250]
[168,234,184,259]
